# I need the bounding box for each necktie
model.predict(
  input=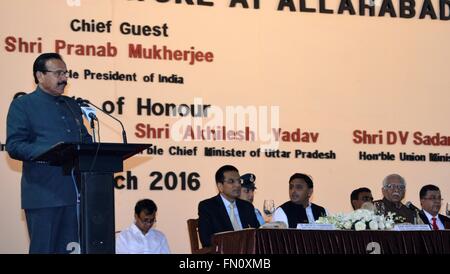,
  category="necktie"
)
[229,203,241,231]
[431,217,439,230]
